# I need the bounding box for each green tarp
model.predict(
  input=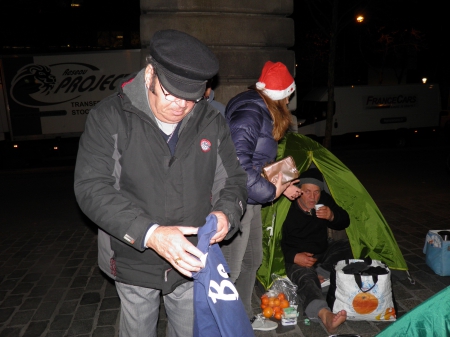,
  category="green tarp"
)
[256,133,408,289]
[376,286,450,336]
